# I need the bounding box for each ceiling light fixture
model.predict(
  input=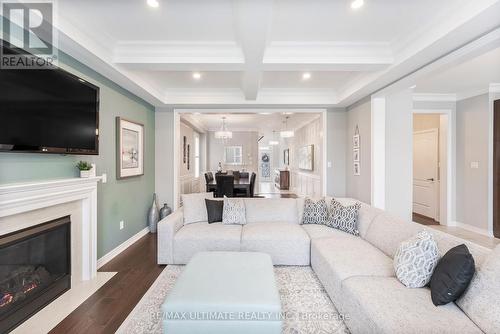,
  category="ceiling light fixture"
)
[269,131,279,145]
[280,116,294,138]
[192,72,202,80]
[147,0,159,8]
[351,0,364,10]
[302,72,311,80]
[214,117,232,140]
